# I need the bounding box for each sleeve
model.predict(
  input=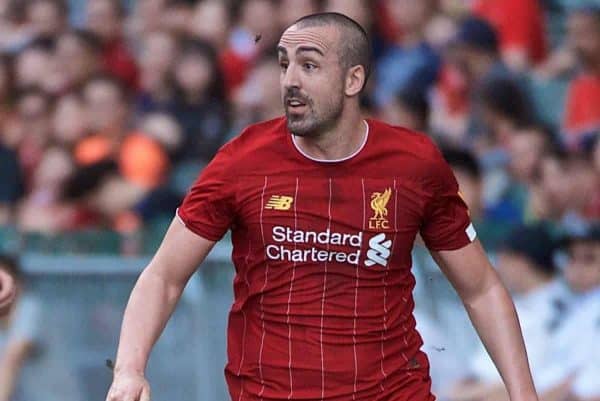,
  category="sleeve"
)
[177,143,237,241]
[420,149,476,251]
